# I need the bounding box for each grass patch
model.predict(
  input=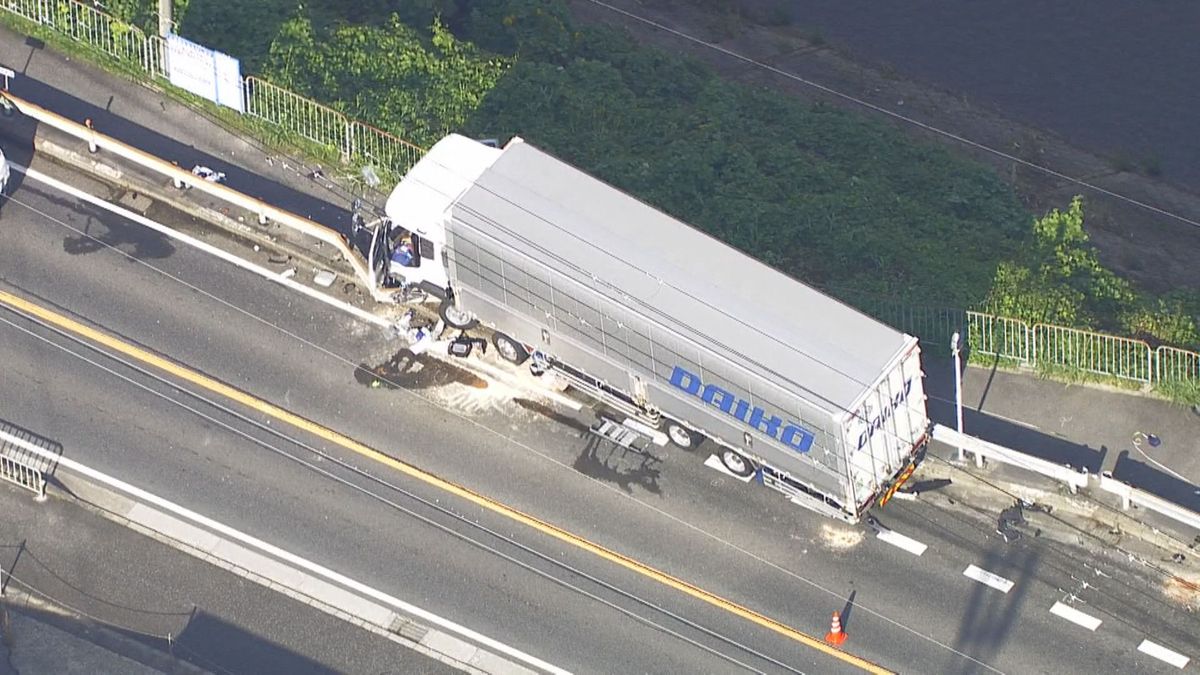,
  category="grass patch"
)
[1033,360,1146,391]
[1153,378,1200,406]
